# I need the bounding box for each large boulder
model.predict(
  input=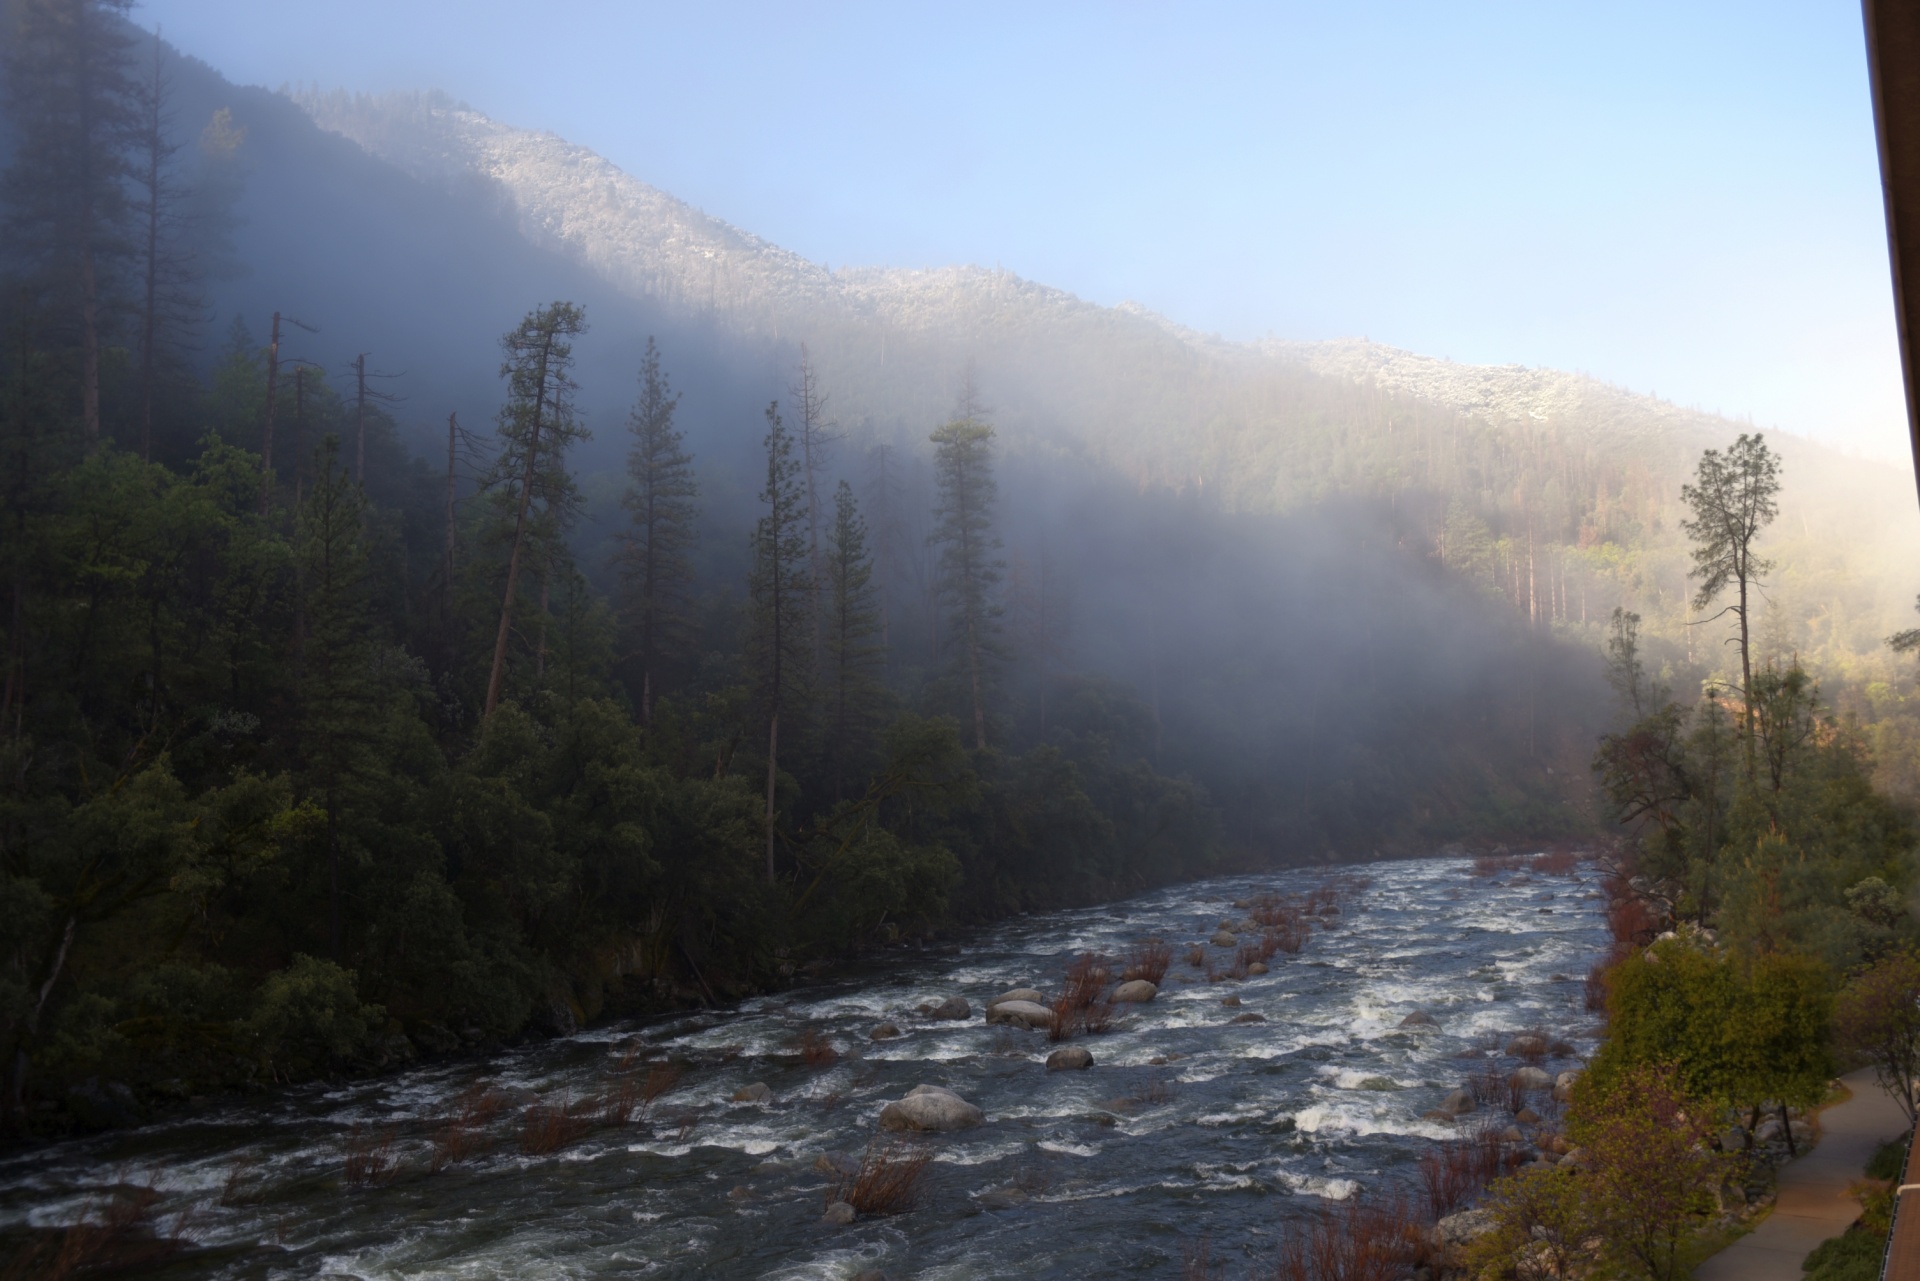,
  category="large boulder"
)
[1552,1069,1581,1103]
[1210,930,1238,947]
[732,1082,772,1103]
[988,988,1045,1007]
[1398,1010,1439,1029]
[822,1200,856,1225]
[928,996,971,1020]
[1439,1088,1476,1116]
[986,999,1056,1030]
[1505,1034,1548,1058]
[1510,1066,1553,1092]
[1046,1046,1094,1071]
[870,1022,902,1040]
[879,1084,984,1132]
[1113,980,1157,1003]
[1434,1207,1497,1249]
